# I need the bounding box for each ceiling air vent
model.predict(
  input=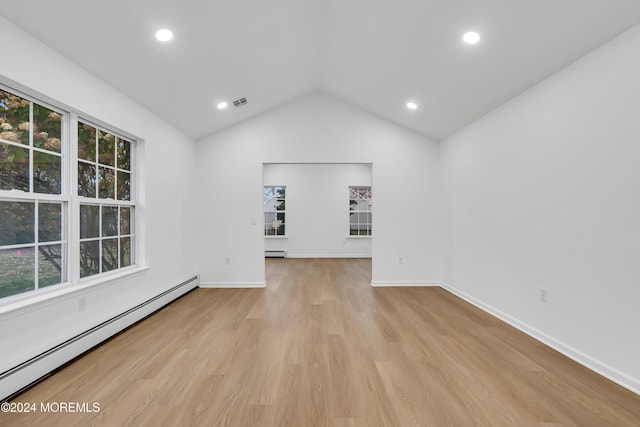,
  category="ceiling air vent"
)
[233,97,248,108]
